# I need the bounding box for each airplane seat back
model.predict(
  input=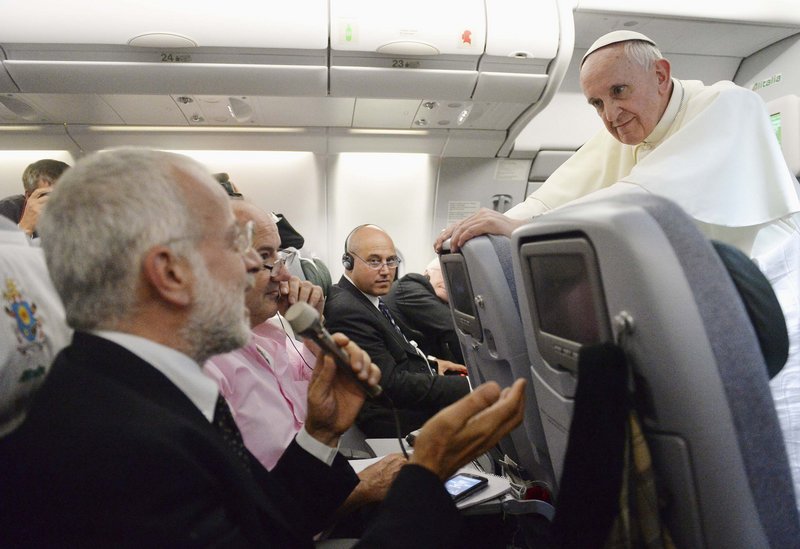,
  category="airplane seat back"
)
[512,193,800,548]
[279,247,333,299]
[440,235,557,495]
[299,256,333,298]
